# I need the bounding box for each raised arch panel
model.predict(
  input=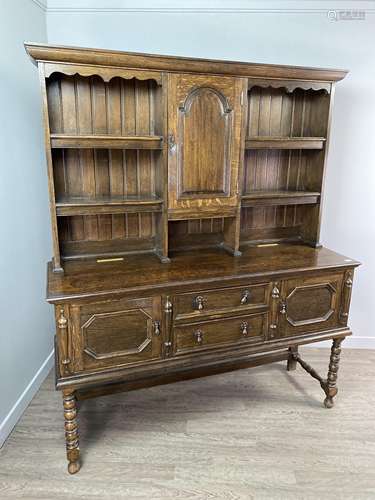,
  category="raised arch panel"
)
[168,73,244,218]
[178,87,232,197]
